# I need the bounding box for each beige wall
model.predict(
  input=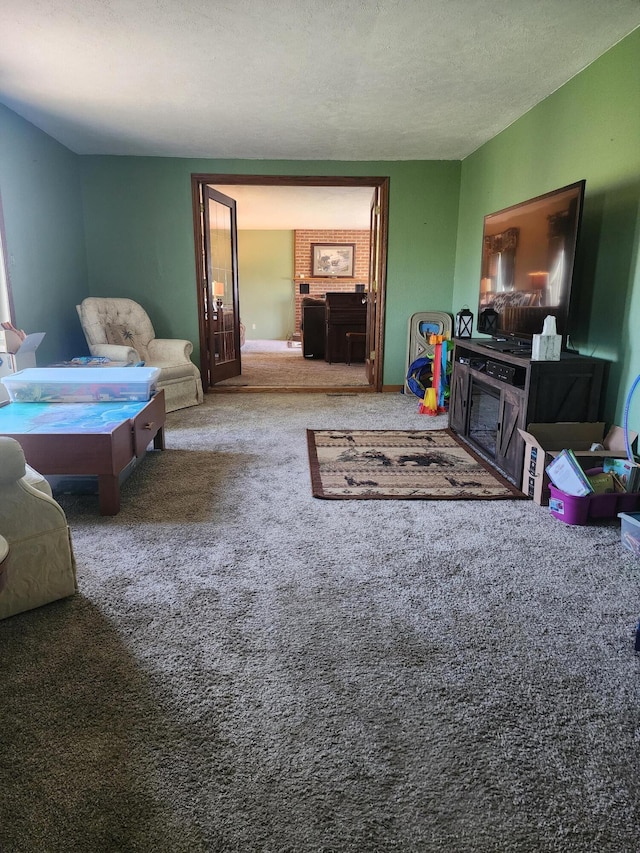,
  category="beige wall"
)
[238,230,294,340]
